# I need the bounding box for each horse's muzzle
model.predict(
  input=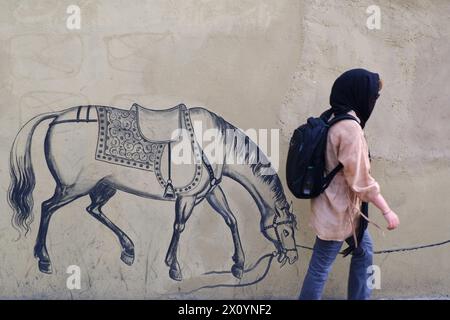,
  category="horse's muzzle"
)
[277,249,298,266]
[286,250,298,264]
